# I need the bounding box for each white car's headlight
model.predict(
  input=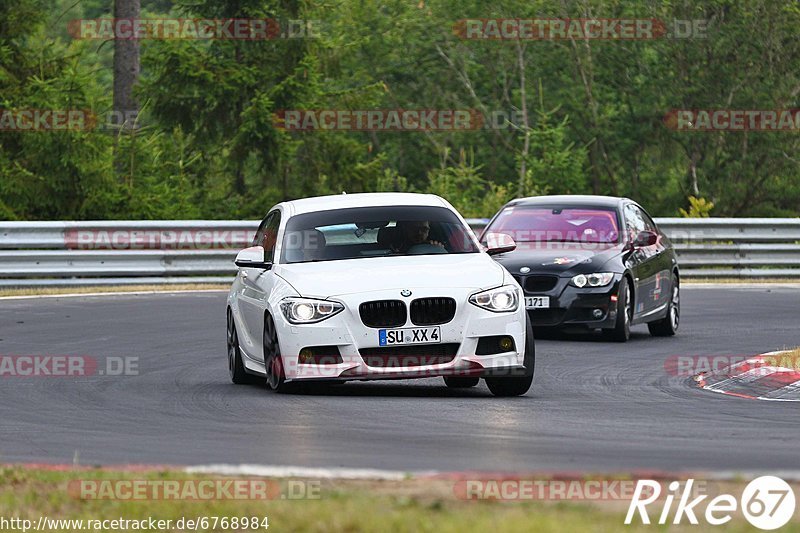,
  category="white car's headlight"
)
[469,285,520,313]
[570,272,614,288]
[280,297,344,324]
